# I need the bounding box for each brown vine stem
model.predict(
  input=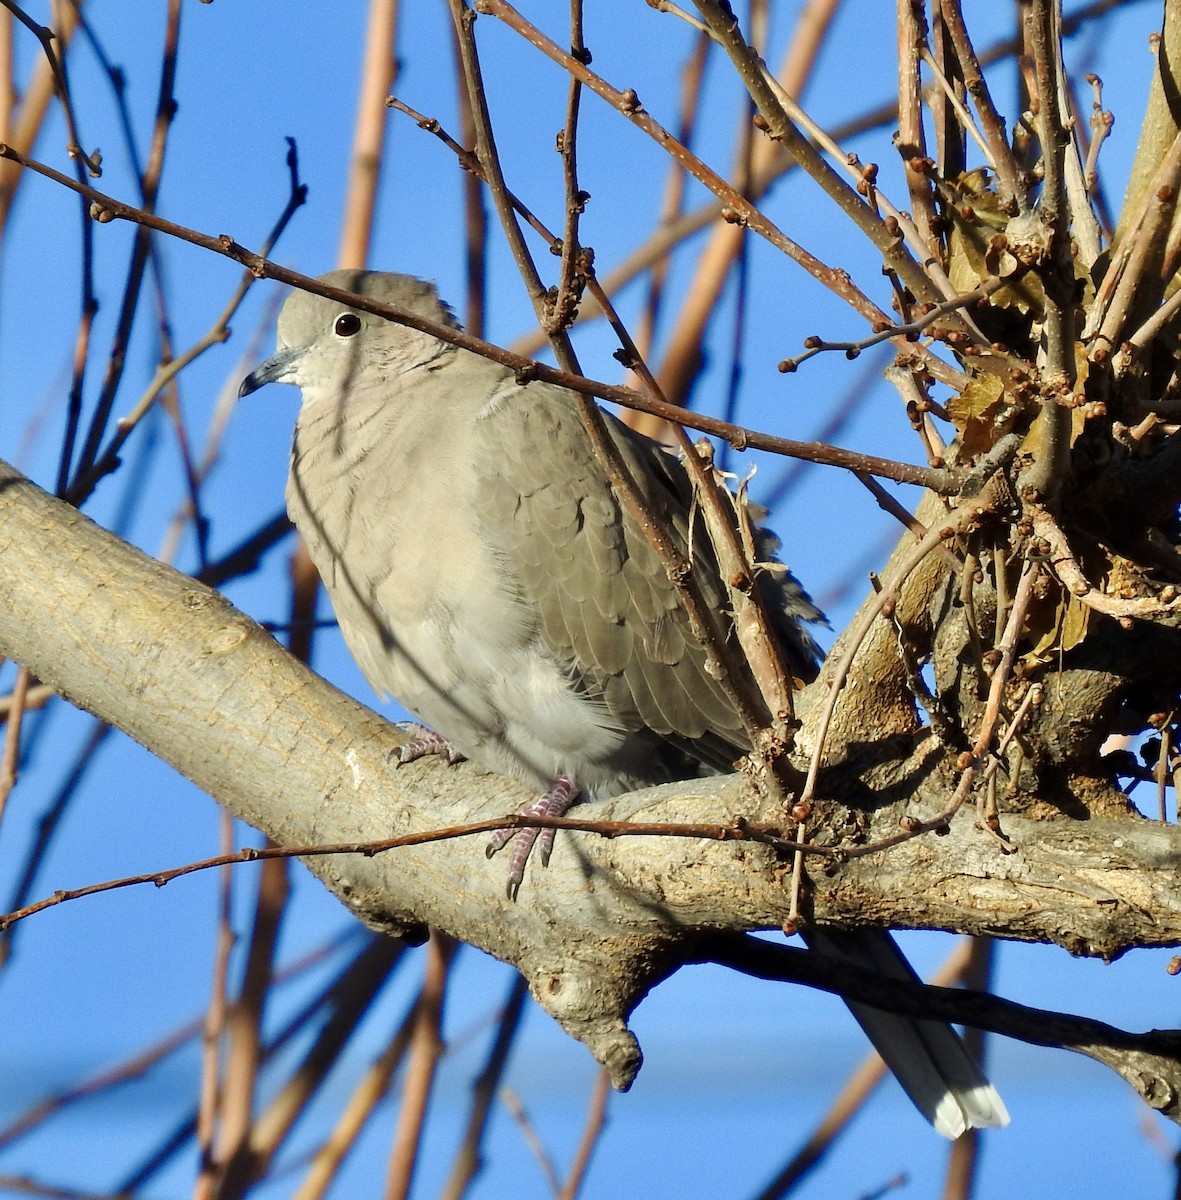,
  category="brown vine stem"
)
[0,0,81,238]
[627,24,710,436]
[938,0,1030,213]
[1030,506,1181,625]
[0,139,960,494]
[919,46,996,172]
[1026,0,1077,421]
[975,558,1040,763]
[0,813,856,934]
[798,487,1000,810]
[472,0,900,332]
[449,0,769,746]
